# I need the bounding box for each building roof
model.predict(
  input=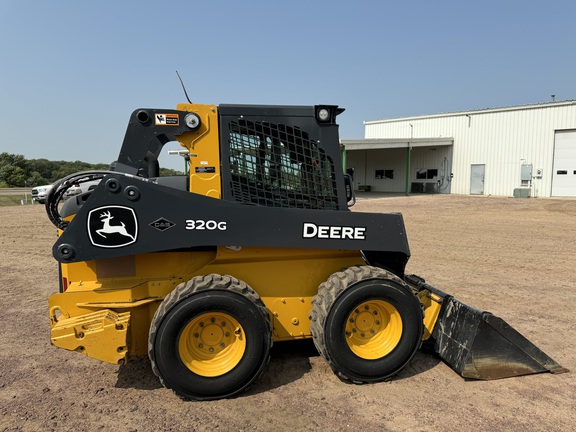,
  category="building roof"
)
[365,99,576,125]
[341,137,453,150]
